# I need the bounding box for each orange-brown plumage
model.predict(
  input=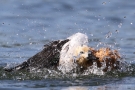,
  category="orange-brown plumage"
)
[89,47,121,72]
